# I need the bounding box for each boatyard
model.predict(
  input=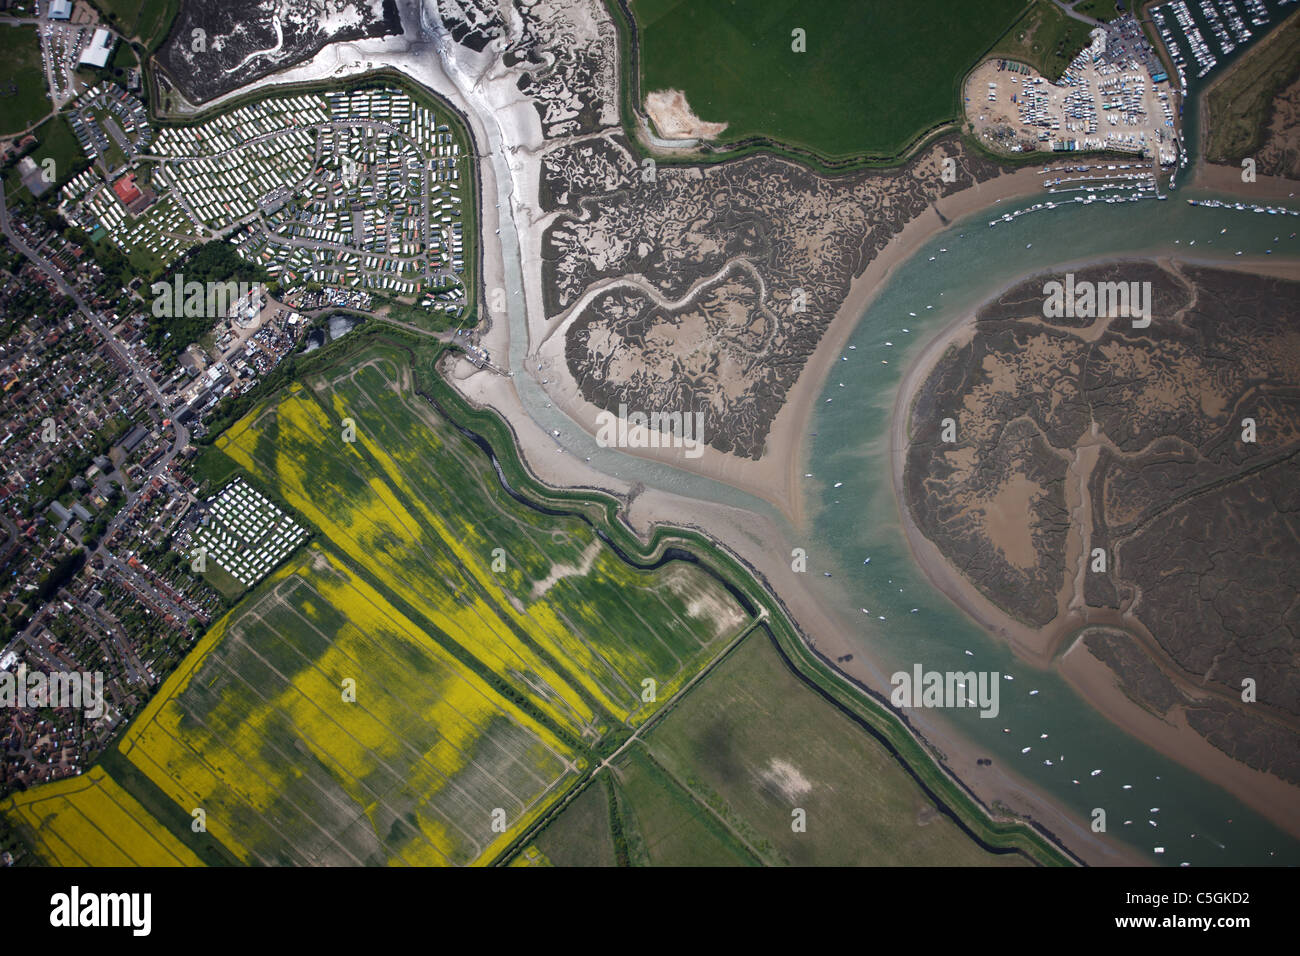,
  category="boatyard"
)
[966,13,1178,163]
